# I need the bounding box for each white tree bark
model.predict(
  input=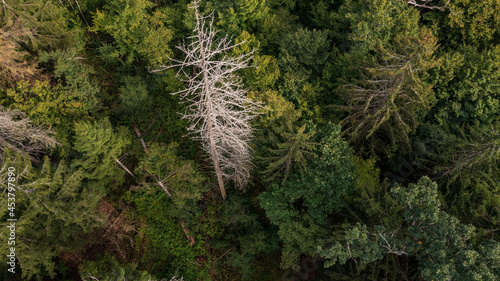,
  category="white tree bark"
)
[153,0,260,199]
[407,0,457,14]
